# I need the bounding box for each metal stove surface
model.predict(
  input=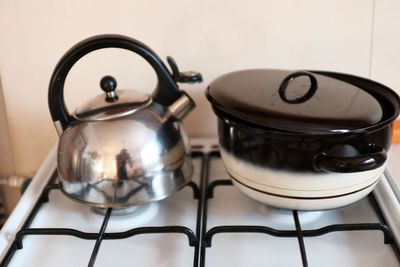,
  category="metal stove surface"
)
[0,139,399,267]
